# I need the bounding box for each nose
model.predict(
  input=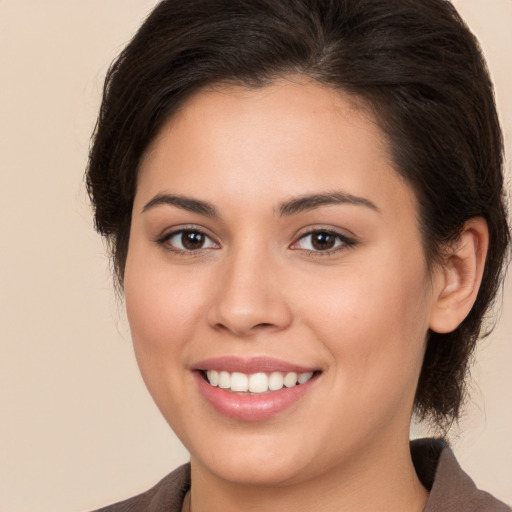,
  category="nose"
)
[206,248,293,337]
